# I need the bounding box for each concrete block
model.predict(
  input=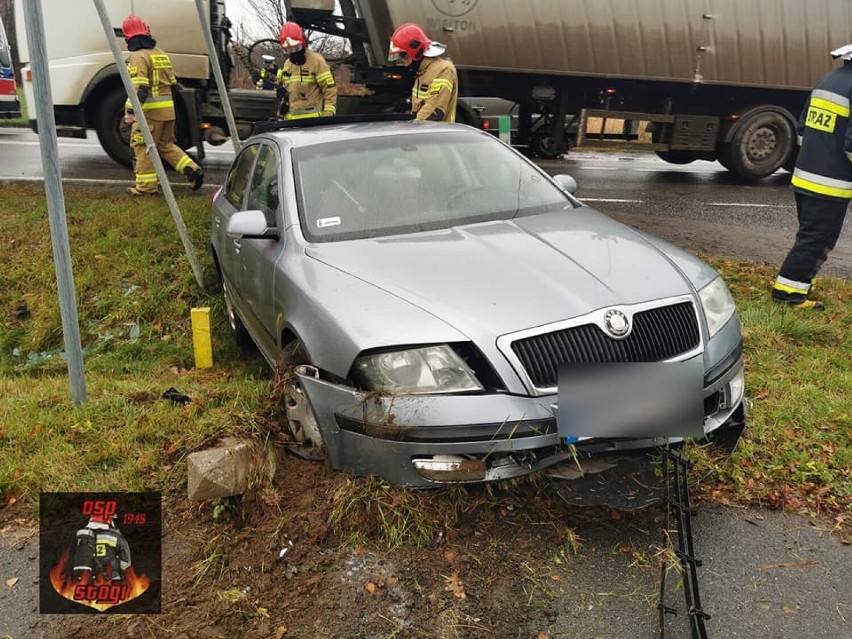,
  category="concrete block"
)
[187,440,252,501]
